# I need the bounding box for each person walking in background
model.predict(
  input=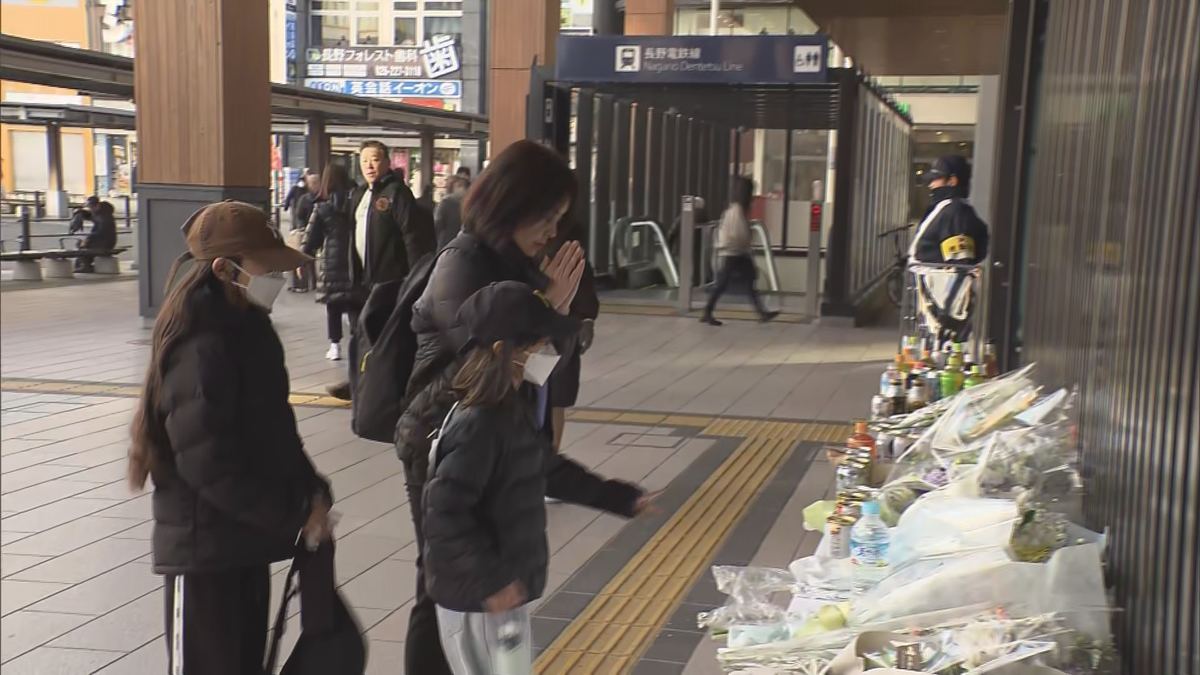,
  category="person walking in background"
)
[325,140,436,400]
[701,176,778,326]
[423,282,652,675]
[128,201,333,674]
[289,172,320,292]
[434,175,469,249]
[282,174,308,212]
[303,164,368,362]
[455,166,472,183]
[396,140,594,674]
